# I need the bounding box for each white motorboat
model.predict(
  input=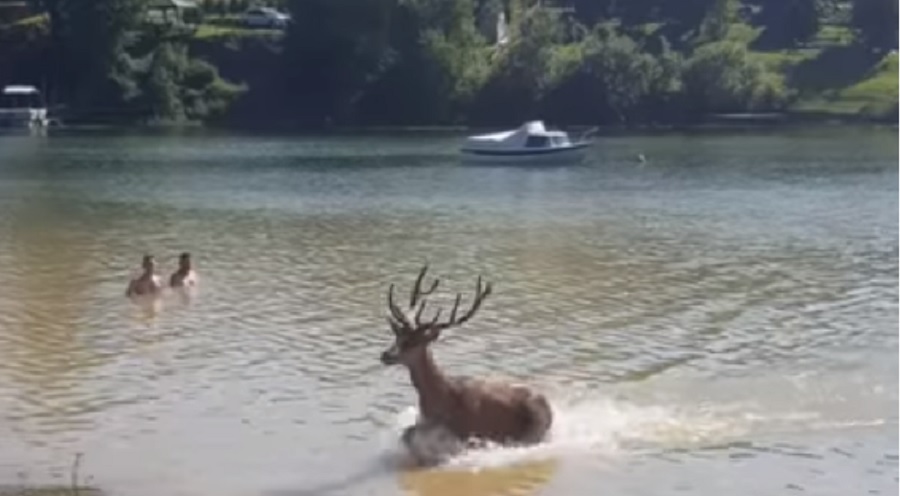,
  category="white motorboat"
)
[0,85,49,130]
[460,121,593,164]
